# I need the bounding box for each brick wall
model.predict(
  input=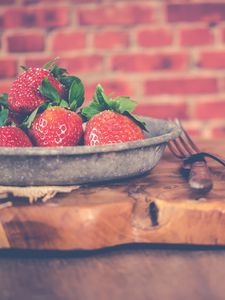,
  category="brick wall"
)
[0,0,225,139]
